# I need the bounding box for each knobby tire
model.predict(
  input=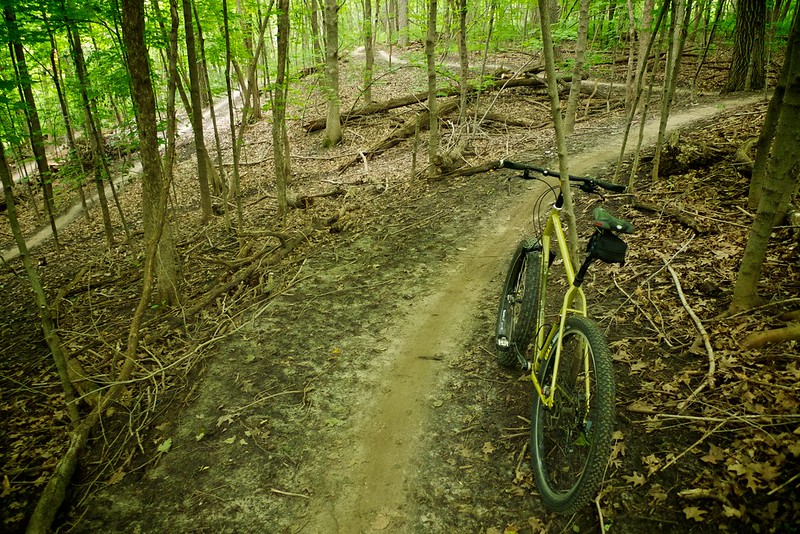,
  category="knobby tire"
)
[530,315,615,514]
[495,241,541,367]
